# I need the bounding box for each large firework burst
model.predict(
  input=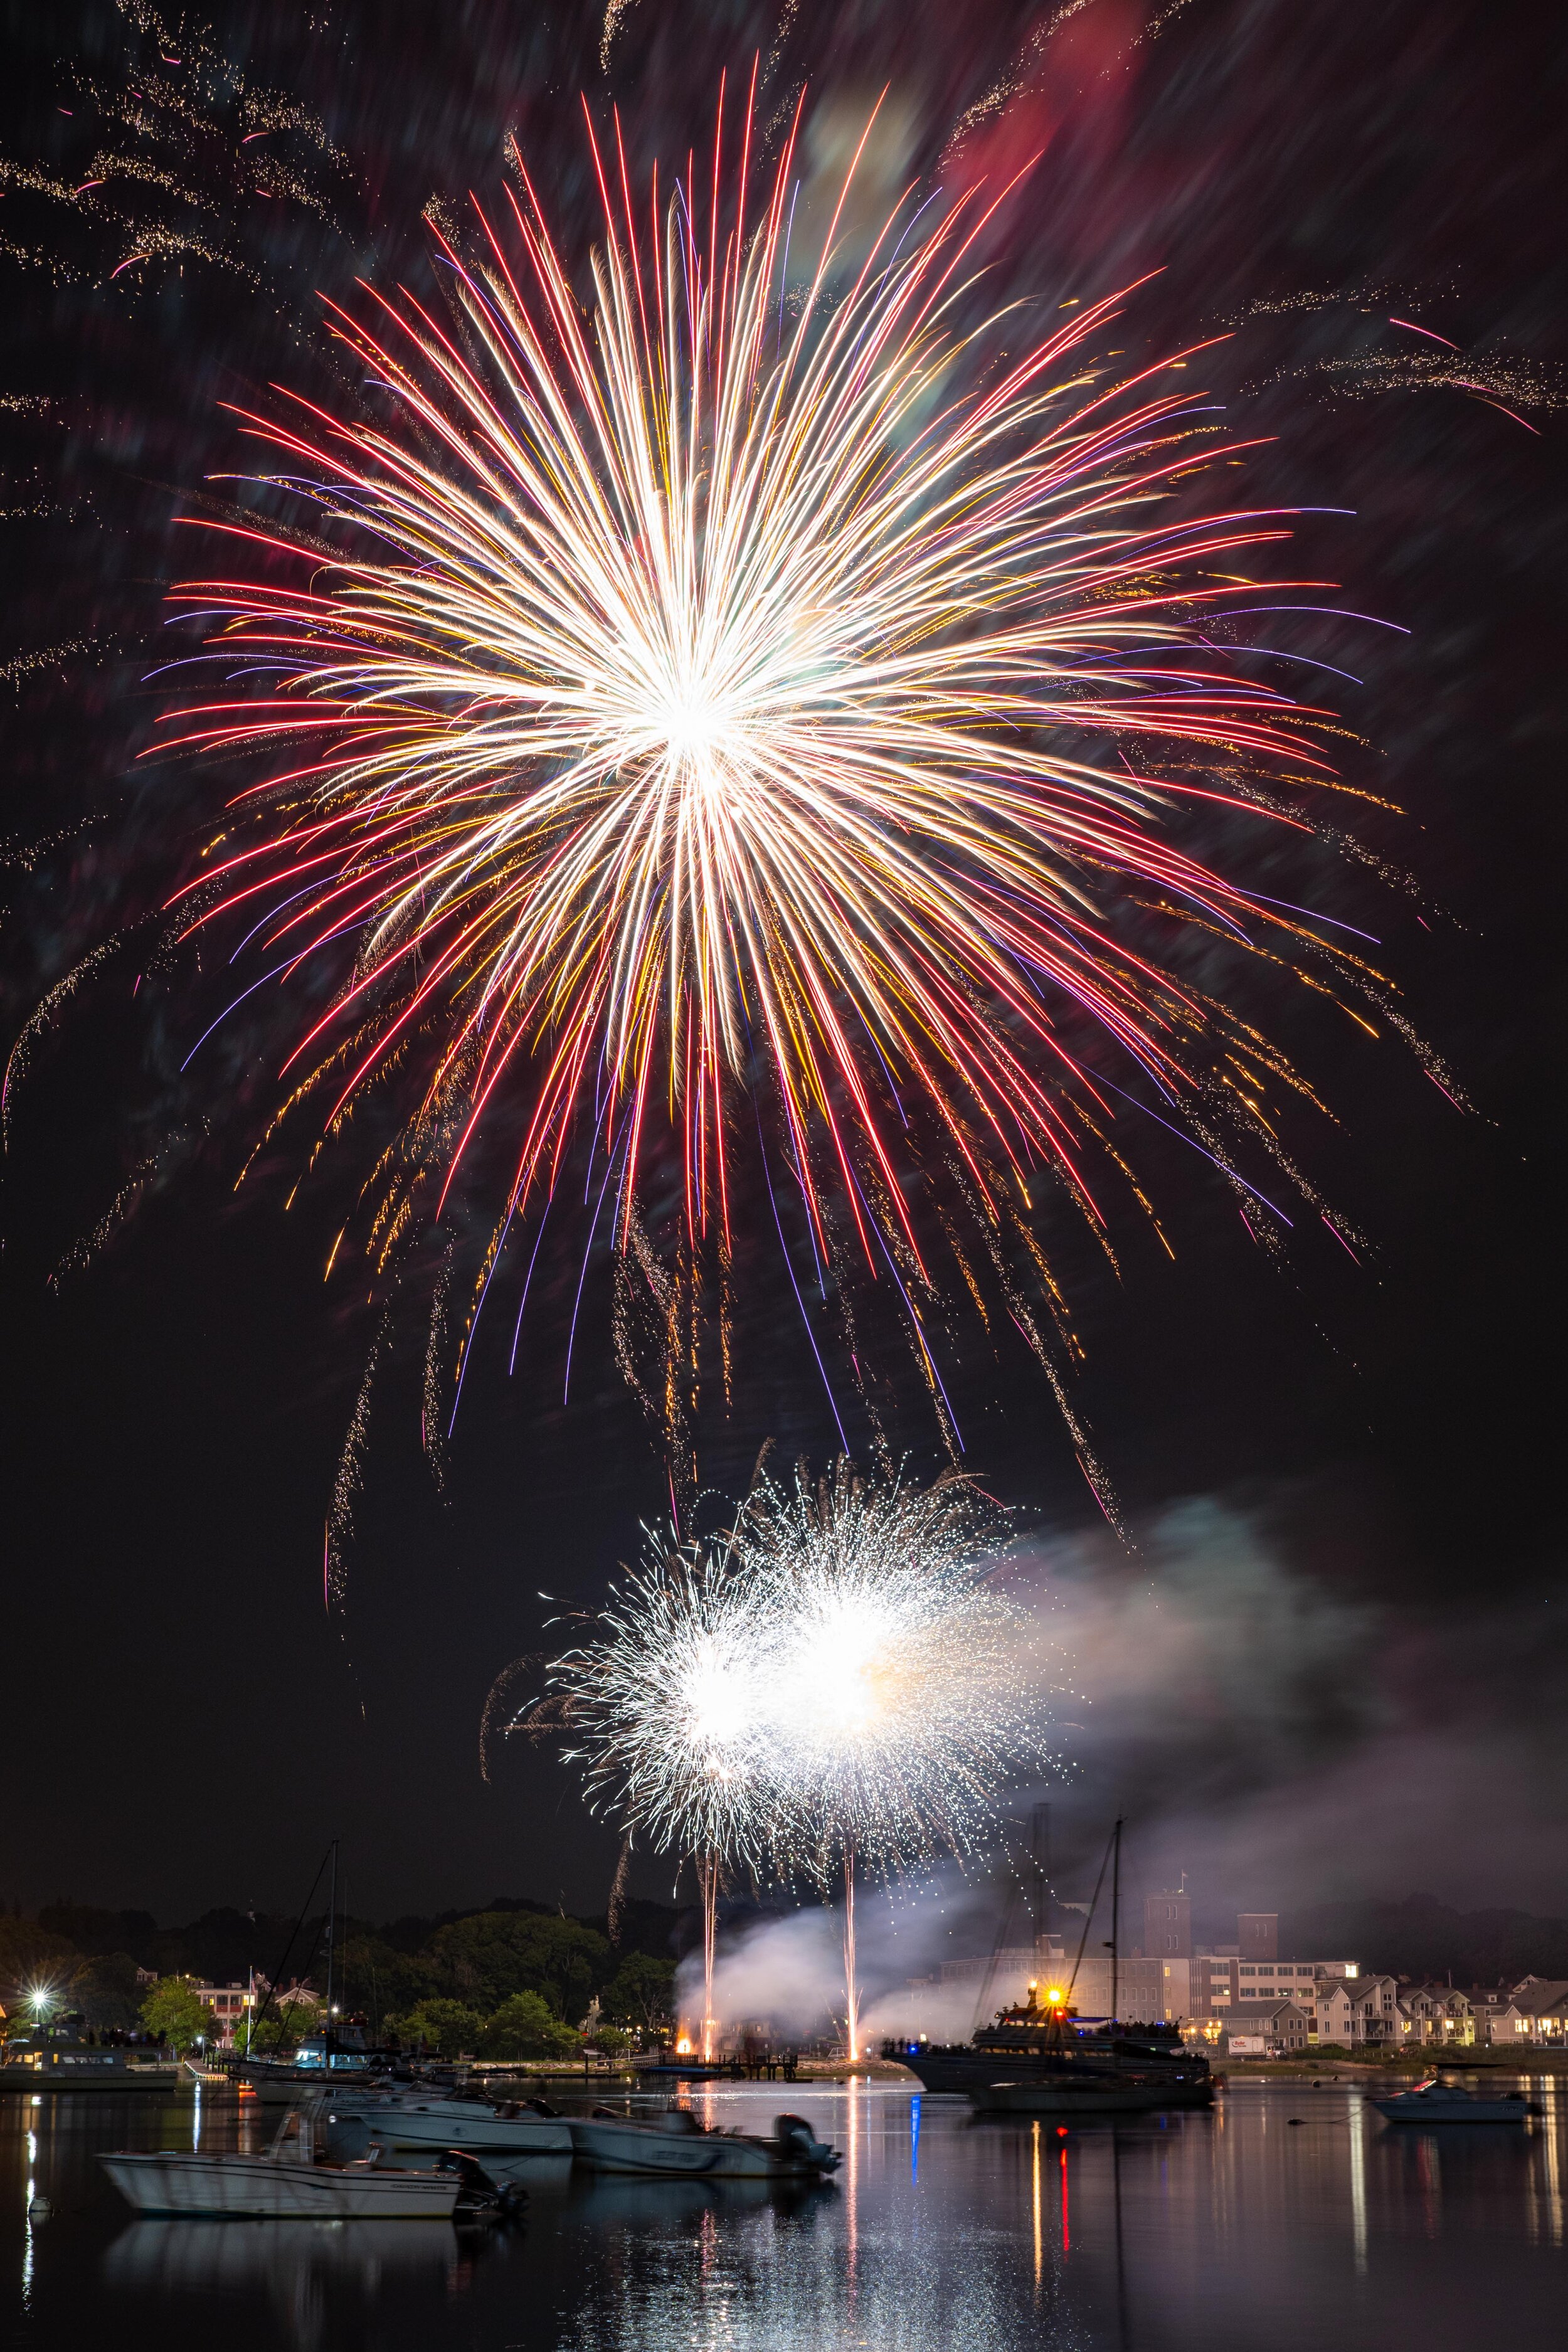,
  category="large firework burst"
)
[159,81,1387,1490]
[735,1457,1049,1878]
